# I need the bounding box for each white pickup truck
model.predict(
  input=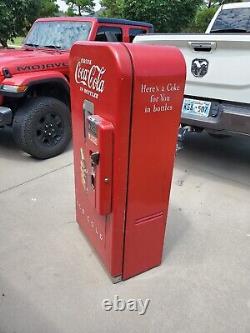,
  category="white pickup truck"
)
[134,2,250,137]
